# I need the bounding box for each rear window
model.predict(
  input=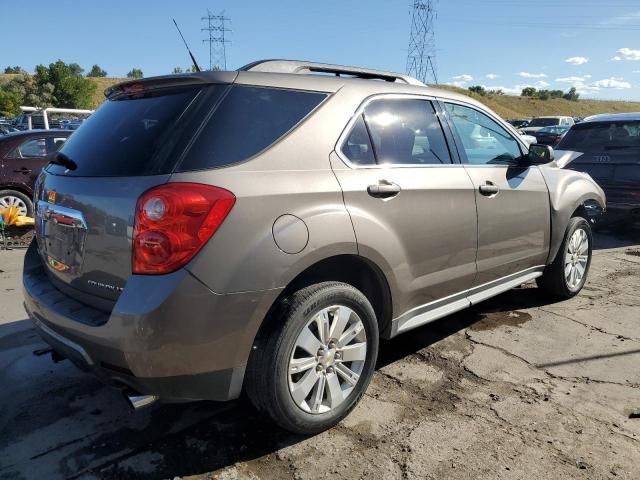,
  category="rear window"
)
[558,121,640,152]
[177,86,326,171]
[48,87,202,176]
